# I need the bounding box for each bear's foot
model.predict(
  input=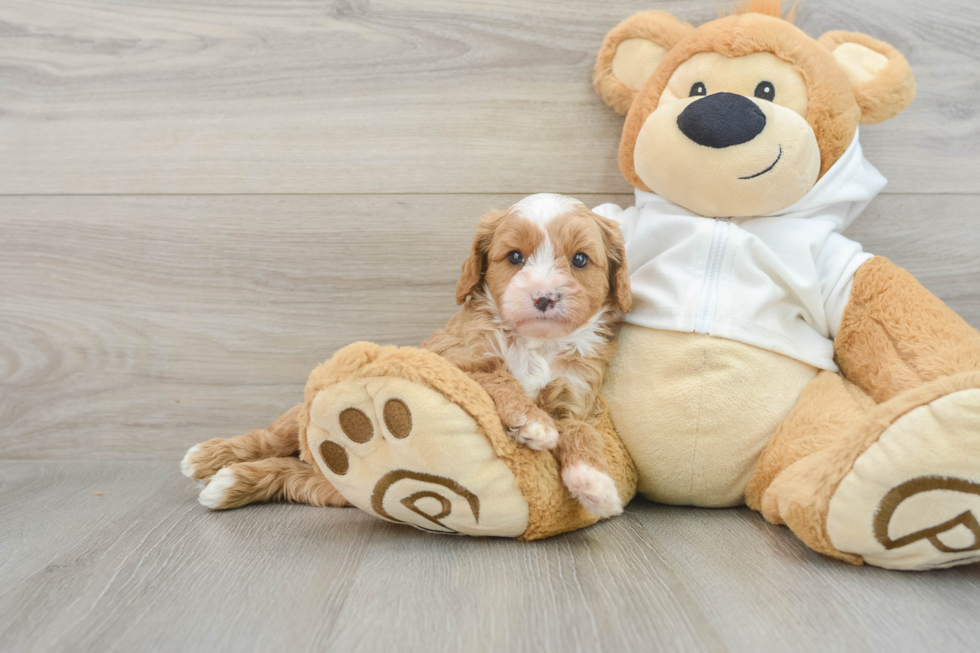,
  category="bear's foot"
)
[826,373,980,569]
[765,372,980,570]
[306,374,531,537]
[301,343,636,539]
